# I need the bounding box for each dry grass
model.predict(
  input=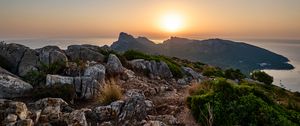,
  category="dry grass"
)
[98,78,123,105]
[188,81,211,95]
